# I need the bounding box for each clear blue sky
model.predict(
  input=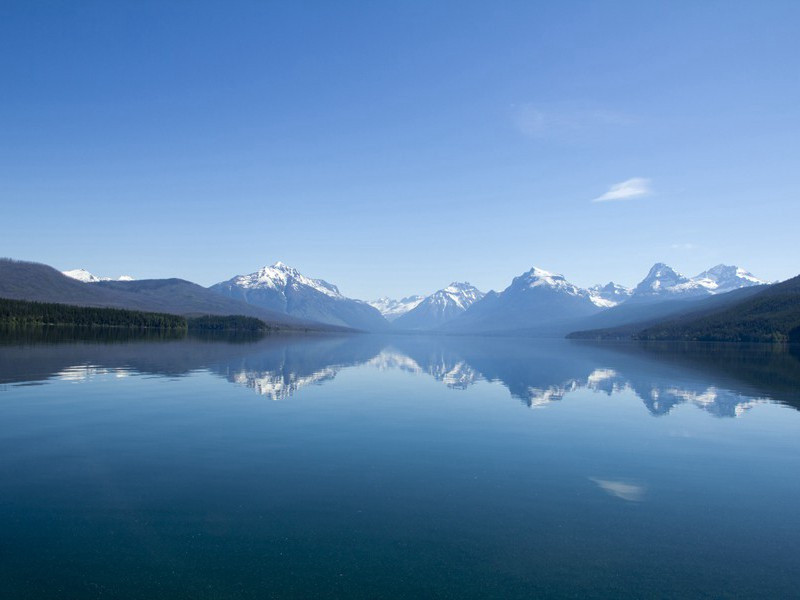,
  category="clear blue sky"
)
[2,1,798,299]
